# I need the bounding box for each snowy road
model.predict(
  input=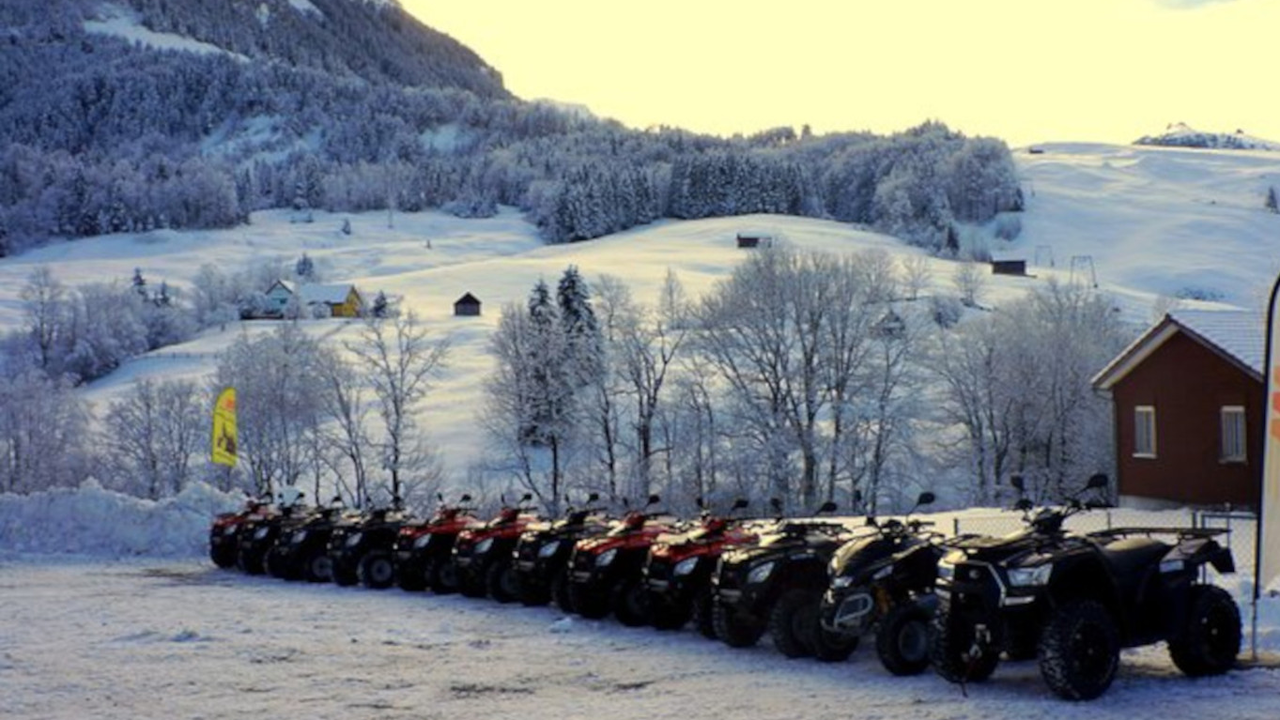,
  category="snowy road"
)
[3,560,1279,720]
